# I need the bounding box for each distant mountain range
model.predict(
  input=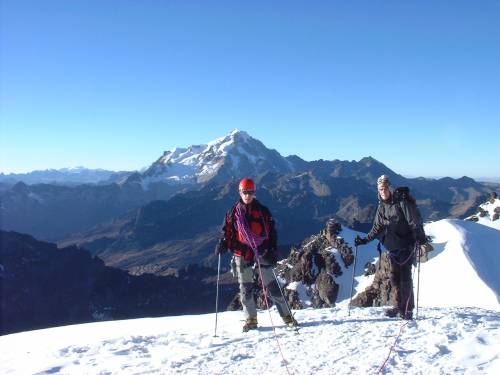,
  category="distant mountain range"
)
[1,130,497,275]
[1,230,237,335]
[0,167,133,187]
